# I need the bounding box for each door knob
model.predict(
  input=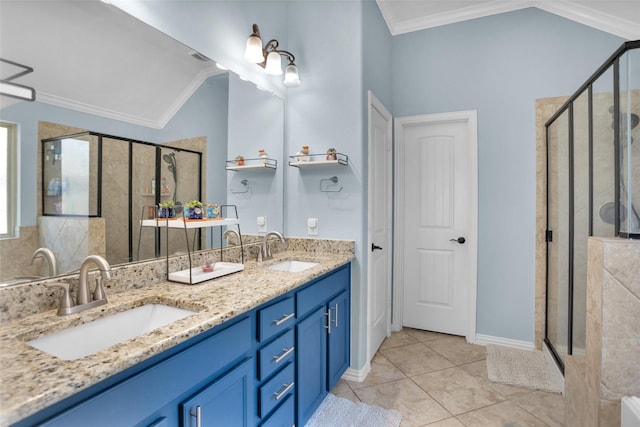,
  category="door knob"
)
[449,237,466,244]
[371,243,383,251]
